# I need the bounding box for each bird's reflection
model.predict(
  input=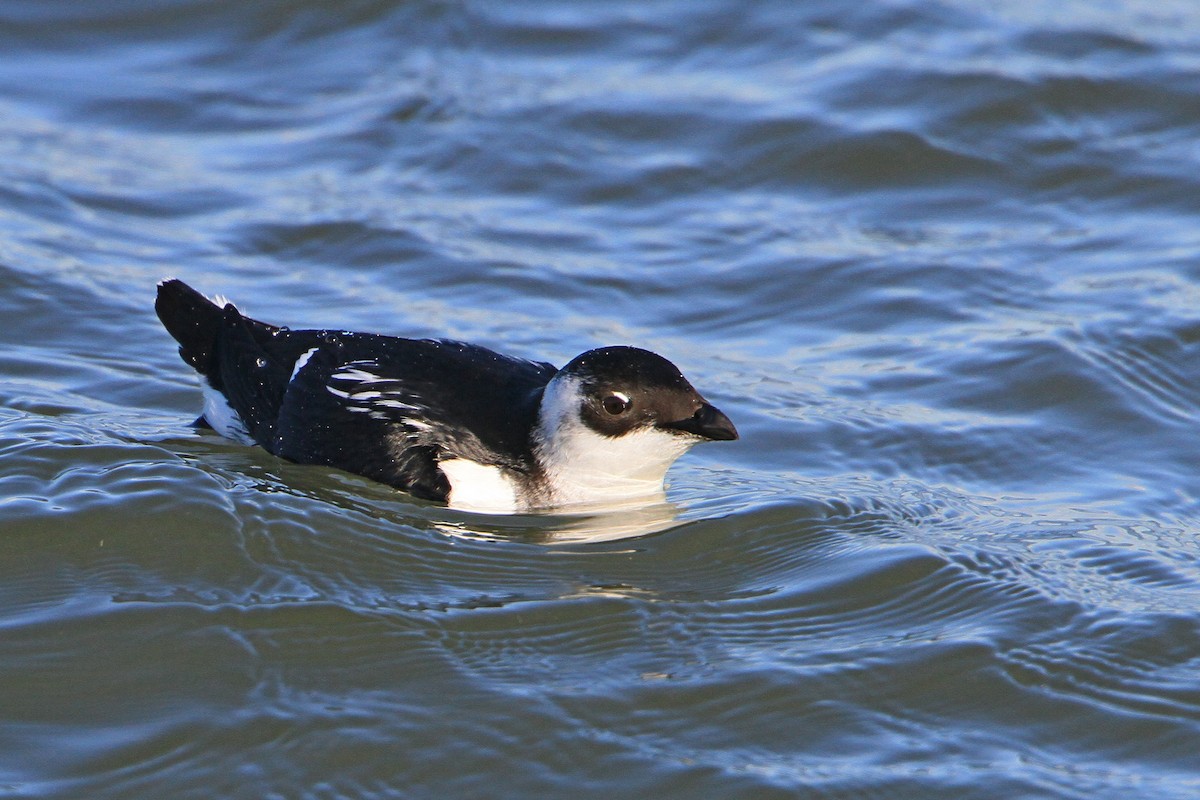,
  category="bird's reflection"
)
[429,496,686,544]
